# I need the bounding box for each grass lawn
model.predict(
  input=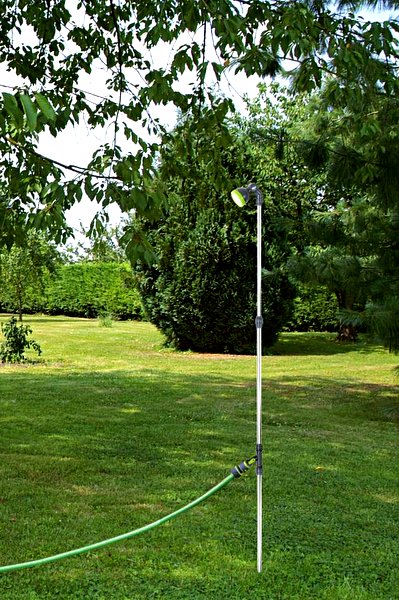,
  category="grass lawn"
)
[0,315,398,600]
